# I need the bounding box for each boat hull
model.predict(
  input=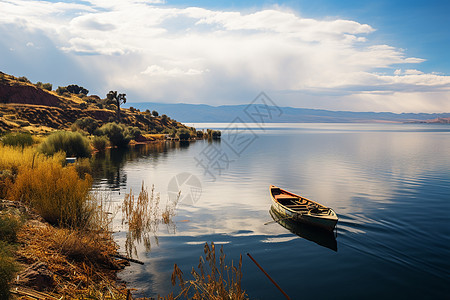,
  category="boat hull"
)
[270,185,338,231]
[269,206,337,251]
